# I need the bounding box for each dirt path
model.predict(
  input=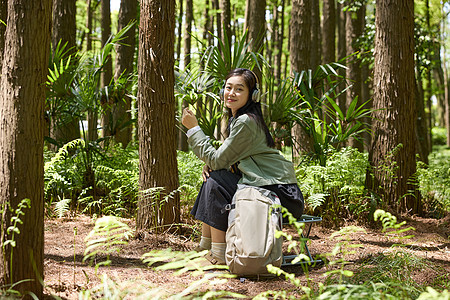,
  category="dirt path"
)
[43,214,450,299]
